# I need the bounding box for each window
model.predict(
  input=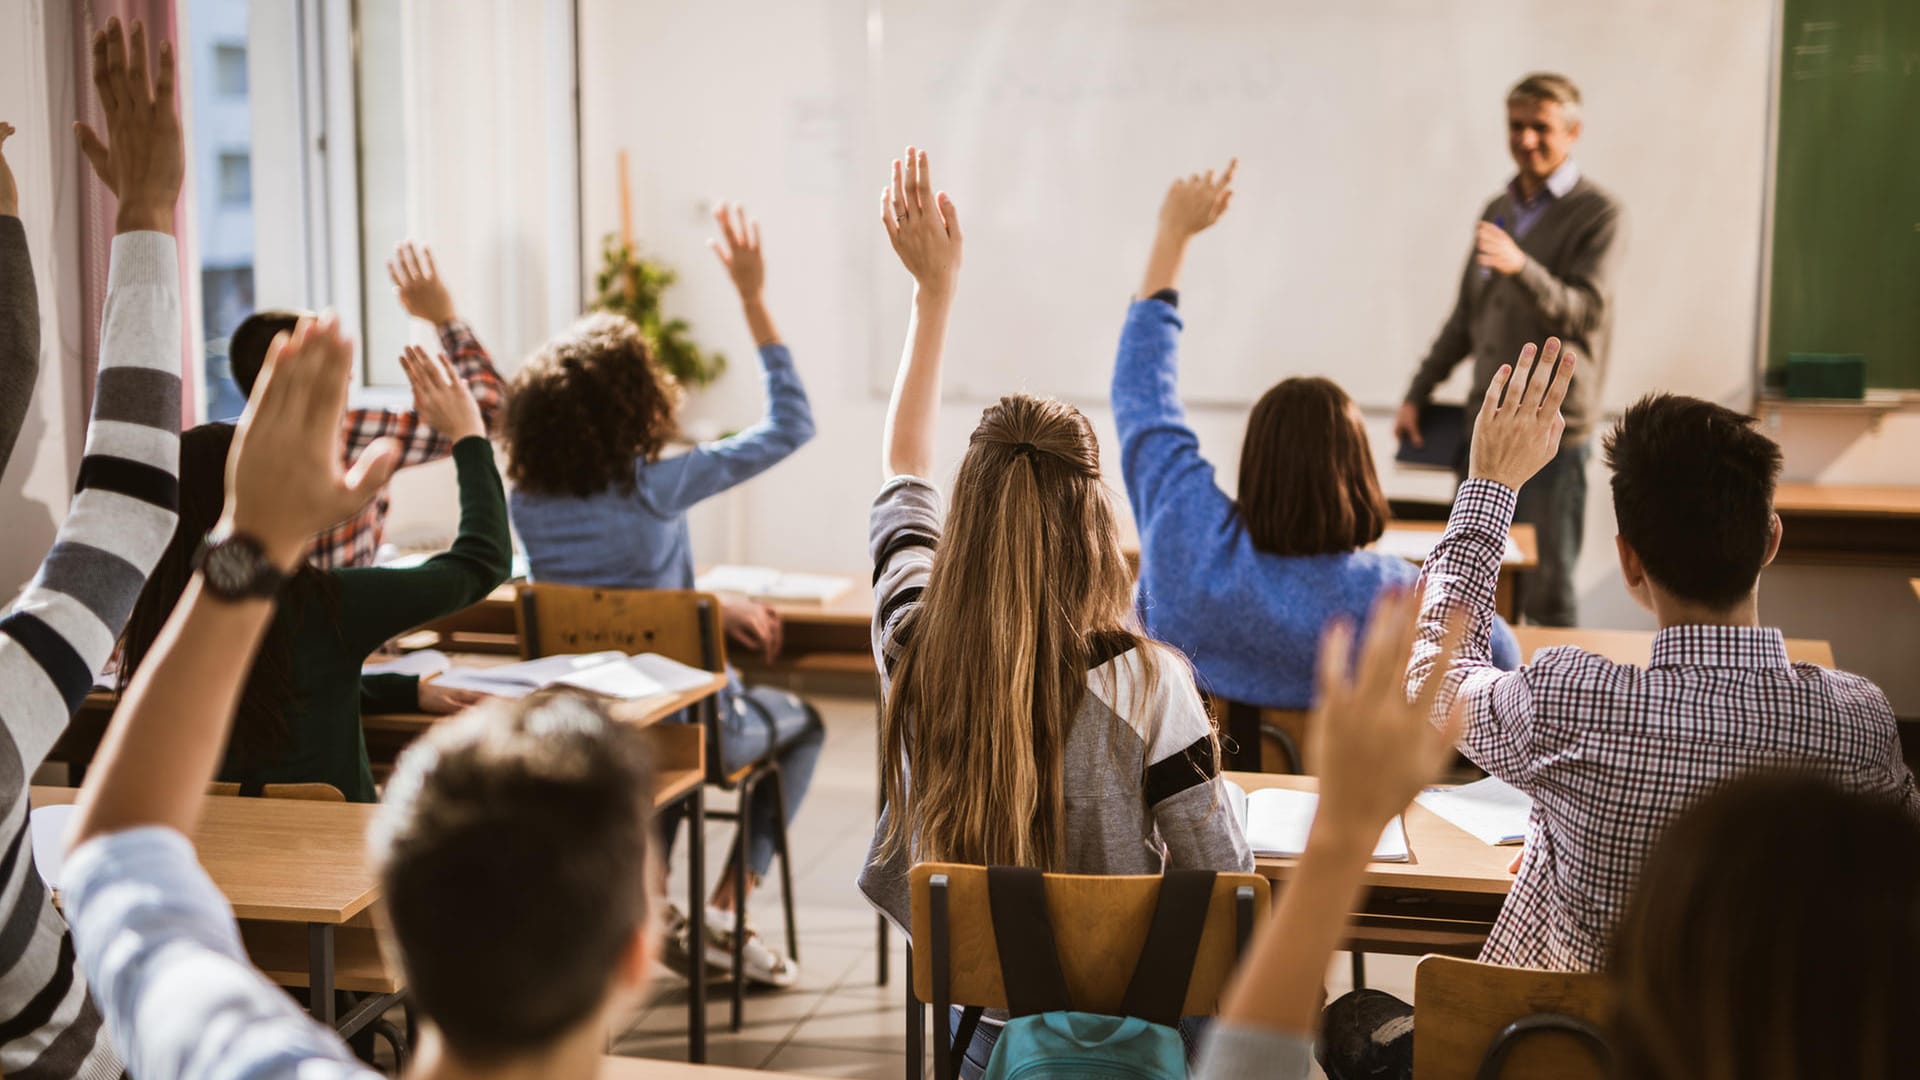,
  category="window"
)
[217,152,251,206]
[188,0,259,421]
[213,42,247,96]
